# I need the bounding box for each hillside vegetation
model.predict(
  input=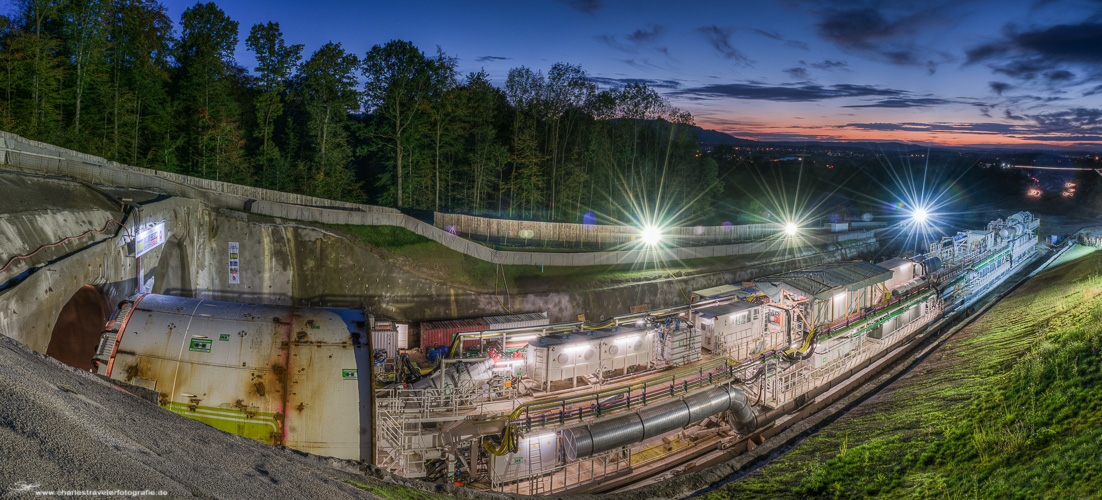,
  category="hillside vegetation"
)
[322,223,876,294]
[709,244,1102,498]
